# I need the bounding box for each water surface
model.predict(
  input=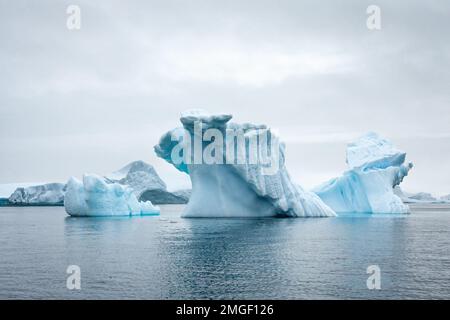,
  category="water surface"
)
[0,204,449,299]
